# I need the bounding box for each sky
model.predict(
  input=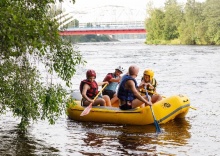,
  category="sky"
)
[63,0,206,11]
[58,0,206,23]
